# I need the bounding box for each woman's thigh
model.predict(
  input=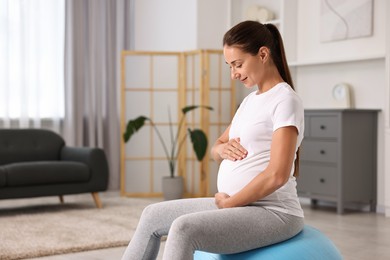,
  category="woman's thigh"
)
[140,197,218,235]
[165,206,304,255]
